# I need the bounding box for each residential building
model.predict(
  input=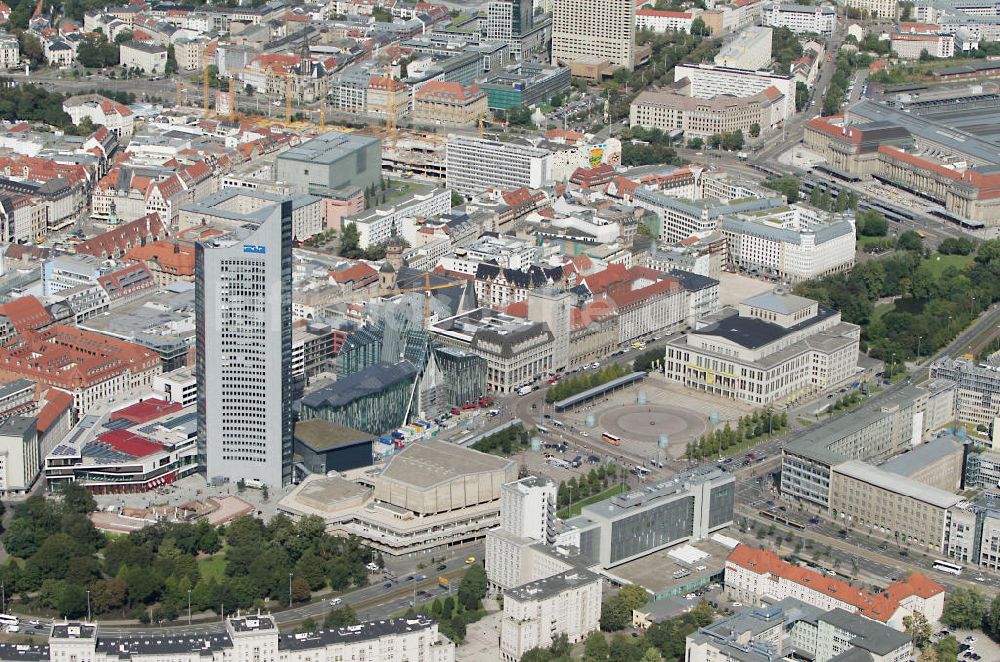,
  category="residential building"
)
[29,616,455,662]
[551,0,635,73]
[891,32,956,58]
[565,465,735,567]
[275,131,383,197]
[719,205,856,283]
[366,77,410,119]
[762,3,837,36]
[635,9,696,33]
[500,570,602,662]
[714,26,773,70]
[342,186,452,249]
[124,240,195,286]
[413,82,488,127]
[0,380,36,421]
[843,0,897,18]
[725,545,945,630]
[685,602,798,662]
[664,290,860,406]
[446,135,552,195]
[119,41,169,74]
[879,434,964,493]
[62,94,136,138]
[0,34,19,69]
[0,416,40,496]
[196,202,293,488]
